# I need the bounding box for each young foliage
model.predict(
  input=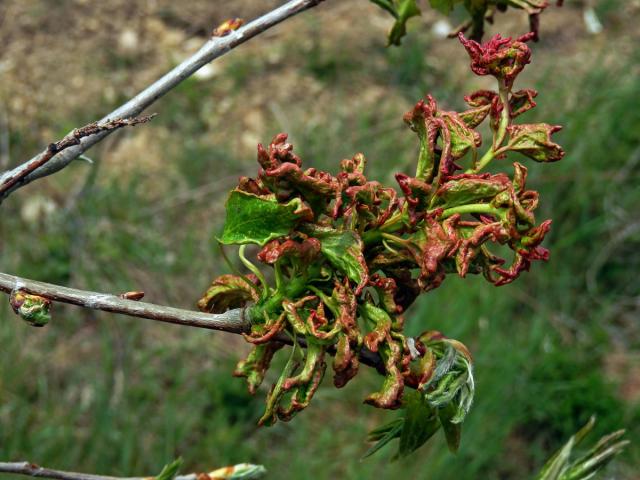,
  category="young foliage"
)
[155,458,267,480]
[199,32,563,456]
[535,417,628,480]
